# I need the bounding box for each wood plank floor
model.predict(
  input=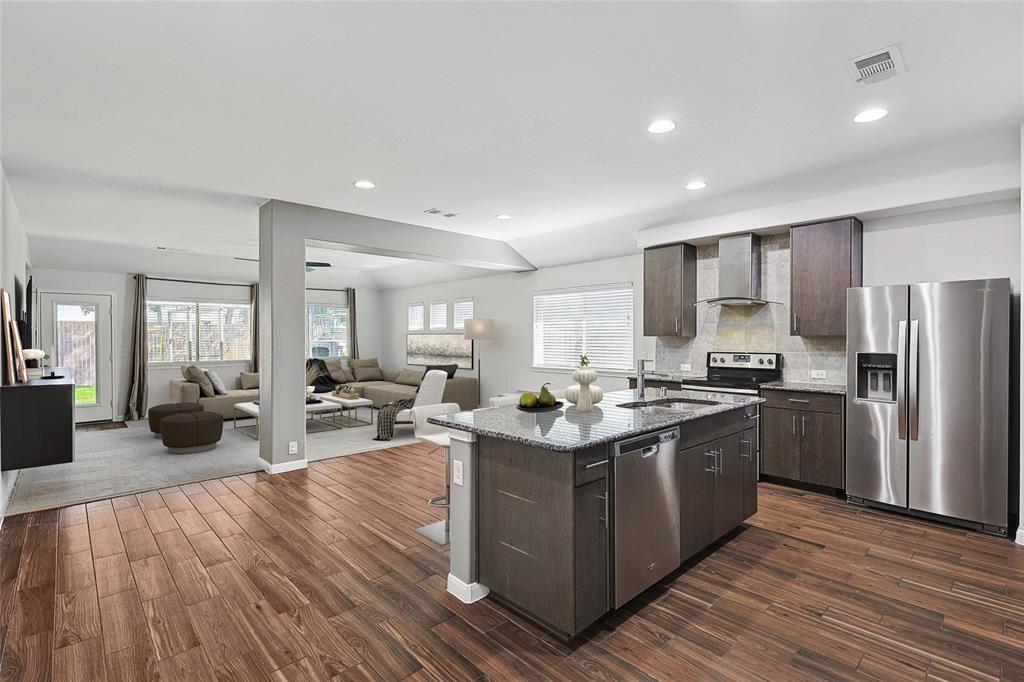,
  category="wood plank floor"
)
[1,441,1023,681]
